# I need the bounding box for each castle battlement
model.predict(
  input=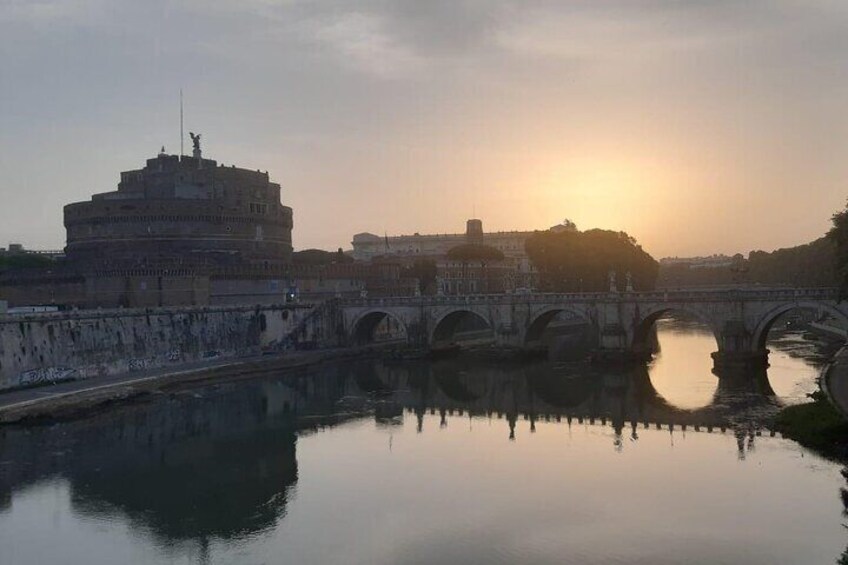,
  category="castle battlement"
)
[63,150,294,273]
